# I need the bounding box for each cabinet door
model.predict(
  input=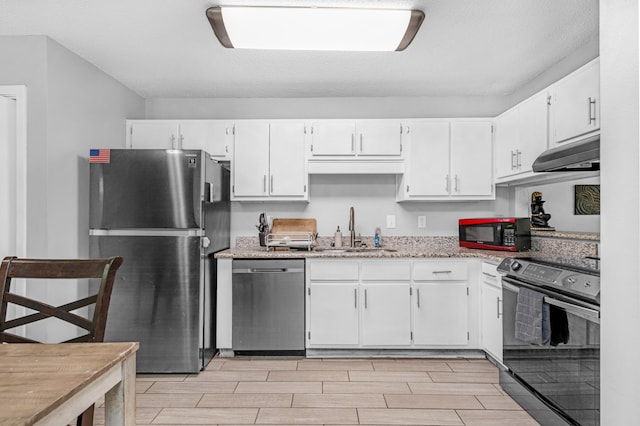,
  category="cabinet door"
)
[450,121,494,197]
[405,121,450,197]
[361,284,411,346]
[127,120,179,149]
[517,91,549,173]
[481,281,503,362]
[269,122,307,197]
[309,120,356,156]
[356,120,402,156]
[494,109,518,178]
[308,283,359,346]
[232,121,270,197]
[180,120,232,158]
[413,283,468,345]
[550,59,600,144]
